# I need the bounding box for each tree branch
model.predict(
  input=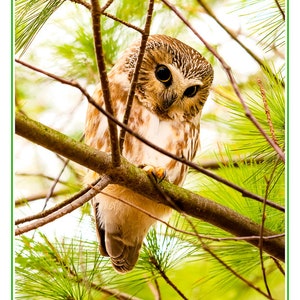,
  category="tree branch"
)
[119,0,154,152]
[15,182,285,243]
[15,189,70,207]
[90,0,121,167]
[15,175,111,235]
[274,0,285,21]
[15,112,285,262]
[149,256,188,300]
